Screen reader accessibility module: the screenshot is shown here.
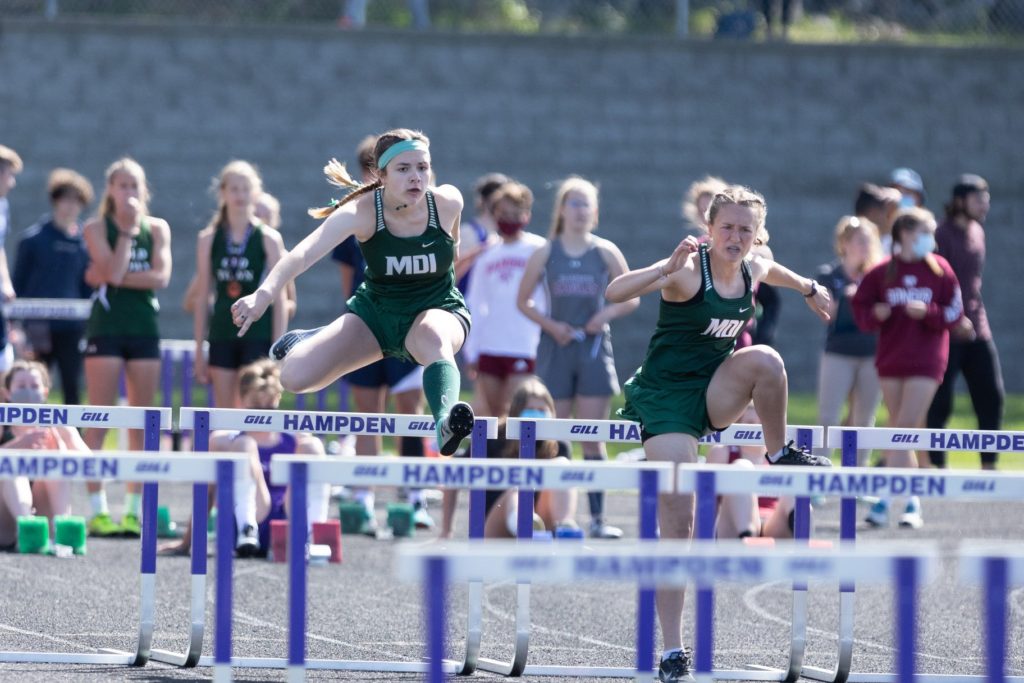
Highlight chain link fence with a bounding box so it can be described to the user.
[5,0,1023,43]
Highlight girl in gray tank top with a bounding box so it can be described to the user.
[516,177,639,539]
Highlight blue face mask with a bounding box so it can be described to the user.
[899,193,917,208]
[912,232,936,258]
[520,408,550,419]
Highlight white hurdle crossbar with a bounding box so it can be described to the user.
[179,407,497,678]
[0,442,246,681]
[399,540,938,683]
[1,297,92,321]
[271,453,672,683]
[798,426,1024,683]
[495,418,823,681]
[0,404,169,666]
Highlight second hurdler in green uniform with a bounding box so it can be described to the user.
[606,185,832,683]
[231,129,474,455]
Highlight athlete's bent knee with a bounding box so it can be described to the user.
[278,358,308,394]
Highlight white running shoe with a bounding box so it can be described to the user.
[898,498,923,529]
[865,500,890,528]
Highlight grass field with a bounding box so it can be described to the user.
[63,389,1024,471]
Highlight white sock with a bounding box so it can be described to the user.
[306,482,329,531]
[124,492,141,516]
[90,491,110,516]
[662,647,682,661]
[234,474,258,534]
[767,448,784,463]
[406,488,425,506]
[354,488,374,515]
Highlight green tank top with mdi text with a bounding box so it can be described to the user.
[208,223,271,342]
[353,189,463,314]
[86,217,160,339]
[630,244,755,388]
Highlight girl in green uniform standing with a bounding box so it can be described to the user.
[231,129,475,455]
[81,158,171,537]
[606,185,832,683]
[193,161,287,409]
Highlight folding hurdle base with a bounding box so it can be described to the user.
[0,407,169,668]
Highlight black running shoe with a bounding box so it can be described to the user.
[438,402,474,456]
[658,647,695,682]
[269,327,324,361]
[769,440,833,467]
[235,524,260,558]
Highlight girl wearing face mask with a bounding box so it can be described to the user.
[517,176,638,540]
[462,182,547,417]
[482,377,578,538]
[853,208,964,530]
[0,361,88,549]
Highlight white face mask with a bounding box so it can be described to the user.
[911,232,936,258]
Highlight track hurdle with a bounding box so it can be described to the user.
[398,540,938,683]
[0,448,245,680]
[176,407,497,675]
[0,403,170,666]
[799,426,1024,683]
[270,454,672,682]
[490,418,822,680]
[959,543,1024,683]
[681,458,1024,683]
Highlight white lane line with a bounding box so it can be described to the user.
[0,622,109,651]
[480,581,635,654]
[232,609,415,660]
[742,581,984,664]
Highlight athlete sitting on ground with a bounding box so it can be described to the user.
[160,359,329,558]
[0,360,87,549]
[705,403,796,540]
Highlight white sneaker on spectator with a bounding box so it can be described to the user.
[590,519,623,539]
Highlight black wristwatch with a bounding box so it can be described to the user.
[804,281,819,298]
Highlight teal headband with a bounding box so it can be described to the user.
[376,139,429,170]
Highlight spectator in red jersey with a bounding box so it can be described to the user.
[926,175,1003,470]
[853,208,964,530]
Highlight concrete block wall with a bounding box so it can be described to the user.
[2,18,1022,391]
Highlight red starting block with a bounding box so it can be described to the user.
[271,520,288,563]
[270,519,343,564]
[312,520,343,564]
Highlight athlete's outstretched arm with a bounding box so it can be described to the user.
[232,204,361,336]
[750,253,831,322]
[605,236,698,303]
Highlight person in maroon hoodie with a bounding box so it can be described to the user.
[853,207,964,530]
[926,175,1002,470]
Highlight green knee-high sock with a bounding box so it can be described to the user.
[423,360,461,442]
